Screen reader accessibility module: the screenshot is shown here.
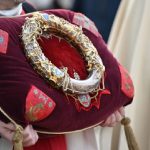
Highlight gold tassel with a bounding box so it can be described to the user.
[0,107,24,150]
[12,125,24,150]
[121,117,140,150]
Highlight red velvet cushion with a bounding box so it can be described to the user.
[0,10,134,136]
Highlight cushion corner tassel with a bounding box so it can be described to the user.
[0,107,24,150]
[121,117,140,150]
[12,125,24,150]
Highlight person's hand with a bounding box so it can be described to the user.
[22,125,39,147]
[100,107,125,127]
[0,121,39,147]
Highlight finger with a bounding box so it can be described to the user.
[108,111,123,127]
[23,137,35,147]
[0,121,15,142]
[101,115,112,127]
[0,121,15,131]
[4,123,16,131]
[23,125,38,147]
[23,125,38,140]
[32,129,39,142]
[23,125,32,138]
[23,130,38,147]
[0,129,14,142]
[29,126,38,143]
[108,114,116,127]
[114,111,122,122]
[0,120,7,127]
[118,107,125,117]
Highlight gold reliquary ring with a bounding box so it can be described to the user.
[22,12,105,94]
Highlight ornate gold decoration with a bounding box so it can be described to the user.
[22,12,105,96]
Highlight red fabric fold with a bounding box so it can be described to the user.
[24,135,67,150]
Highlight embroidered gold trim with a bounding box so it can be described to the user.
[0,107,103,135]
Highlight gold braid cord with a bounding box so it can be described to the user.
[12,126,23,150]
[22,12,105,96]
[0,107,23,150]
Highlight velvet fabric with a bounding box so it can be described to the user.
[0,9,133,135]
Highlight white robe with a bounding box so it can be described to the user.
[66,129,98,150]
[108,0,150,149]
[66,127,113,150]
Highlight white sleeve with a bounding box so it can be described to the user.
[0,137,13,150]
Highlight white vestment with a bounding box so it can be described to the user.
[108,0,150,149]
